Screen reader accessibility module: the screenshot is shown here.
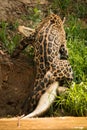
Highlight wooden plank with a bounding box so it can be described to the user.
[0,117,87,130]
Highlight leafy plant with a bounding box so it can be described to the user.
[22,7,42,27]
[29,8,41,22]
[8,34,22,54]
[0,21,21,54]
[0,22,9,48]
[65,15,87,83]
[55,82,87,116]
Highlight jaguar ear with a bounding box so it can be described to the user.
[62,17,66,24]
[18,26,35,37]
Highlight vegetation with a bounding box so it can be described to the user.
[0,21,21,54]
[55,82,87,116]
[65,15,87,83]
[0,0,87,116]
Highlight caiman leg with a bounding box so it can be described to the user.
[18,26,35,37]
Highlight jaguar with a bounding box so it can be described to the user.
[11,13,73,118]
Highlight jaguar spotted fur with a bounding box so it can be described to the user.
[11,14,73,118]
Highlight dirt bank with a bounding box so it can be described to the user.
[0,52,35,117]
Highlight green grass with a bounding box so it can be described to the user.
[65,15,87,83]
[55,82,87,116]
[50,0,87,18]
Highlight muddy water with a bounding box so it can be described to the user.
[0,117,87,130]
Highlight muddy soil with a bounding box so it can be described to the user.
[0,52,35,117]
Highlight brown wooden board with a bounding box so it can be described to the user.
[0,117,87,130]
